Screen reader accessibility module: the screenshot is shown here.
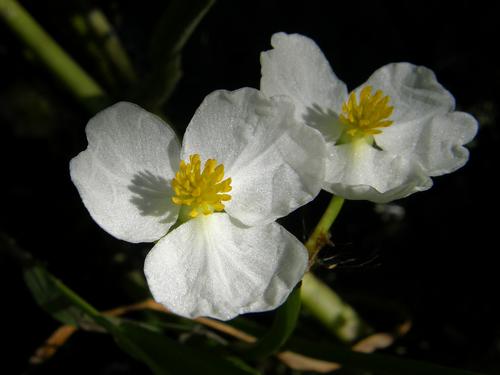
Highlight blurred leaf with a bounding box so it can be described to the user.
[23,259,258,374]
[286,336,484,375]
[224,308,481,375]
[244,285,301,359]
[149,0,215,58]
[17,236,480,375]
[23,263,100,327]
[108,317,260,375]
[229,316,267,338]
[142,309,198,333]
[136,0,215,108]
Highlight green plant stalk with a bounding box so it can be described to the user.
[86,8,137,84]
[301,272,367,342]
[301,195,369,342]
[70,13,118,89]
[0,0,109,113]
[305,195,344,261]
[244,285,302,359]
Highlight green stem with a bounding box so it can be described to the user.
[86,8,137,84]
[305,195,344,263]
[244,285,302,359]
[70,13,118,89]
[301,272,368,342]
[301,195,369,342]
[0,0,109,113]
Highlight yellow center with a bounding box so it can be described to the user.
[339,86,394,140]
[171,154,232,218]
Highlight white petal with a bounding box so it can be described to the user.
[363,63,477,176]
[182,88,325,226]
[363,63,455,124]
[378,111,477,176]
[144,213,308,320]
[323,141,432,203]
[260,32,347,141]
[70,102,180,243]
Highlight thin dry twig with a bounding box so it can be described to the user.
[30,325,78,365]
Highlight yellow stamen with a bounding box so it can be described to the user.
[339,86,394,139]
[171,154,232,218]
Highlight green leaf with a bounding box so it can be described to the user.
[23,263,100,327]
[136,0,216,108]
[286,336,485,375]
[244,285,302,359]
[226,307,483,375]
[149,0,215,59]
[107,317,260,375]
[20,248,480,375]
[22,259,258,374]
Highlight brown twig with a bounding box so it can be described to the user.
[30,325,78,365]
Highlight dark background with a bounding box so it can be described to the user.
[1,0,498,373]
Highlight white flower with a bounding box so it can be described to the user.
[70,88,326,320]
[261,32,478,203]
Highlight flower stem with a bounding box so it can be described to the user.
[301,194,369,342]
[0,0,110,113]
[305,195,344,264]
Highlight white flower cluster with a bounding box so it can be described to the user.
[70,33,477,320]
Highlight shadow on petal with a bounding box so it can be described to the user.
[303,104,342,143]
[128,170,178,224]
